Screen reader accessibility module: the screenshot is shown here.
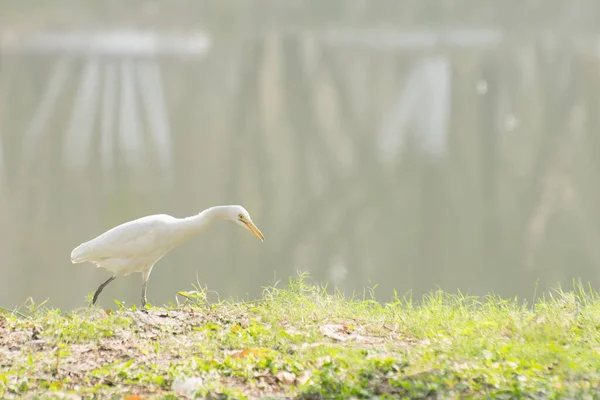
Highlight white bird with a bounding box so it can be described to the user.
[71,205,264,308]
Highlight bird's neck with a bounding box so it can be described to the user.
[178,206,230,236]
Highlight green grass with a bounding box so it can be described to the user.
[1,274,600,399]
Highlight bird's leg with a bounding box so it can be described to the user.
[140,267,153,311]
[140,281,148,310]
[90,276,116,307]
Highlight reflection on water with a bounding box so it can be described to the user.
[1,10,600,309]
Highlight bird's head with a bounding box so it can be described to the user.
[225,205,265,242]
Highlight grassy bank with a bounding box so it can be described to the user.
[1,276,600,399]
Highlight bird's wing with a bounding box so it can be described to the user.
[71,215,173,262]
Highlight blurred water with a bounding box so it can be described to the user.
[1,1,600,309]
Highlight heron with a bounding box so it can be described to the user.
[70,205,264,308]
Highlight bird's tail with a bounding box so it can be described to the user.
[70,244,87,264]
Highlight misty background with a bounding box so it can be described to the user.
[1,0,600,309]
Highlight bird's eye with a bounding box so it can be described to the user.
[238,214,244,220]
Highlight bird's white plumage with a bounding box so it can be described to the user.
[71,214,177,262]
[71,214,182,276]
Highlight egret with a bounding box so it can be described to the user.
[70,205,264,308]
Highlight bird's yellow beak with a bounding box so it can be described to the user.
[243,220,265,242]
